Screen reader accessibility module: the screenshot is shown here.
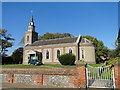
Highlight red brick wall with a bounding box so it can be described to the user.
[6,74,14,83]
[2,66,119,88]
[1,67,86,88]
[34,74,43,85]
[114,66,120,88]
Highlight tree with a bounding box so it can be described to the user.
[39,32,74,40]
[115,29,120,57]
[0,29,14,56]
[11,47,23,64]
[82,35,109,63]
[109,29,120,58]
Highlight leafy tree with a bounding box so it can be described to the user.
[115,29,120,57]
[109,30,120,58]
[39,32,74,40]
[82,35,109,63]
[11,47,23,64]
[107,30,120,66]
[0,29,14,56]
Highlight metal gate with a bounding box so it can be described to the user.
[86,64,115,88]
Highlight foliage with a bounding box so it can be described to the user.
[107,57,120,66]
[0,29,14,56]
[88,64,102,67]
[109,30,120,58]
[11,47,23,64]
[114,43,120,57]
[39,32,74,40]
[58,53,75,65]
[107,30,120,66]
[82,35,109,63]
[2,56,13,65]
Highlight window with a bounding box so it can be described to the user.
[69,48,72,54]
[82,49,85,59]
[57,50,60,58]
[46,50,49,59]
[27,35,29,42]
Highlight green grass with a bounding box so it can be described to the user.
[1,64,76,69]
[45,64,76,68]
[1,64,103,69]
[1,64,49,68]
[88,64,103,67]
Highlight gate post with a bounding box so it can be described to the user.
[114,66,120,89]
[85,64,88,88]
[76,65,86,88]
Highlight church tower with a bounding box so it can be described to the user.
[24,16,38,46]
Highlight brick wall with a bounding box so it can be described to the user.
[1,67,86,88]
[114,66,120,88]
[1,66,119,88]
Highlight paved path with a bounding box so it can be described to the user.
[88,79,113,88]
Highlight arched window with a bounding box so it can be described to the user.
[27,35,29,42]
[57,50,60,58]
[69,48,72,54]
[82,49,85,59]
[46,50,49,59]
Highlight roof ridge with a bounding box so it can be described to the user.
[37,37,77,42]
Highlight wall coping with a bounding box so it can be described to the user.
[1,68,77,75]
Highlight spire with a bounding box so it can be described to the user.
[30,16,34,22]
[29,15,34,26]
[28,15,35,31]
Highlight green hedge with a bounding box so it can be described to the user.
[58,53,75,65]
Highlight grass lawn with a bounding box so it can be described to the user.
[1,64,76,69]
[1,63,103,69]
[88,64,103,67]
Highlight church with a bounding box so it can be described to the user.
[23,16,96,64]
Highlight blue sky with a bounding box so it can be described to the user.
[2,2,118,55]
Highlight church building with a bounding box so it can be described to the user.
[23,16,96,64]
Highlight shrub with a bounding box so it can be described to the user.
[58,53,75,65]
[2,56,13,65]
[107,57,120,66]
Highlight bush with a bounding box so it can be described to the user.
[107,57,120,66]
[2,56,13,65]
[58,53,75,65]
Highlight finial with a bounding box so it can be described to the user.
[30,10,34,22]
[30,10,33,15]
[30,16,33,22]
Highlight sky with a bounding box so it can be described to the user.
[2,2,118,56]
